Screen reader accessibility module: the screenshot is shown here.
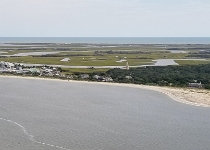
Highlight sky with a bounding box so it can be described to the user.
[0,0,210,37]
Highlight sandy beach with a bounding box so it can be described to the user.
[1,75,210,108]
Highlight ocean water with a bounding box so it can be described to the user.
[1,77,210,150]
[0,37,210,44]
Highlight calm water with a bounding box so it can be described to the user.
[1,77,210,150]
[0,37,210,44]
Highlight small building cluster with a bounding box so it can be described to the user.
[0,61,30,74]
[0,61,63,77]
[79,74,113,82]
[40,66,63,77]
[125,75,132,79]
[0,61,113,82]
[93,75,113,82]
[0,61,15,71]
[188,82,202,88]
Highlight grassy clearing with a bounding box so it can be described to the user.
[70,46,163,51]
[0,54,153,66]
[62,68,109,74]
[59,51,94,55]
[0,46,204,67]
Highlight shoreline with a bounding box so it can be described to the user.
[1,75,210,108]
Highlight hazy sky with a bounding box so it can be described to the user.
[1,0,210,37]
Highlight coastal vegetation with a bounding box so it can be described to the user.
[0,43,200,66]
[1,43,210,89]
[1,61,210,89]
[91,64,210,89]
[1,49,207,66]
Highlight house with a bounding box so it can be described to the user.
[125,76,132,79]
[103,77,113,82]
[66,75,74,79]
[80,74,89,79]
[93,75,100,79]
[15,70,23,74]
[188,82,202,88]
[29,68,40,74]
[0,61,14,69]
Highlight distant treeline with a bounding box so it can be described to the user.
[54,48,72,51]
[186,50,210,58]
[199,50,210,54]
[167,48,210,50]
[189,50,210,54]
[17,48,46,51]
[186,54,210,58]
[14,48,73,51]
[130,57,152,59]
[94,50,152,54]
[32,54,90,57]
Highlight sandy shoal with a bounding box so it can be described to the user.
[1,75,210,108]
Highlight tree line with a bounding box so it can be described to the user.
[89,64,210,89]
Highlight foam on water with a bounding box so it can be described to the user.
[0,118,71,150]
[1,76,210,150]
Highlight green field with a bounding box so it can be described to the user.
[1,43,210,73]
[0,51,188,66]
[0,55,153,66]
[62,68,110,74]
